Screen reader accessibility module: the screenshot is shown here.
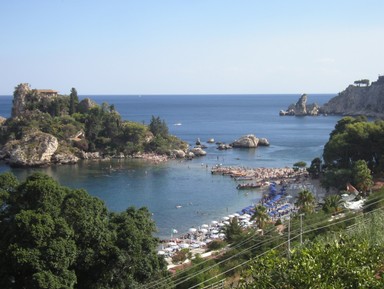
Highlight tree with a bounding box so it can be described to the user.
[353,160,373,196]
[0,172,168,288]
[149,115,169,138]
[322,194,343,214]
[250,204,270,234]
[307,157,322,178]
[295,189,316,214]
[293,161,306,171]
[69,88,79,115]
[224,217,244,243]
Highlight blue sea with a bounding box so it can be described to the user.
[0,94,340,238]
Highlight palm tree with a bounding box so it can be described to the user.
[322,194,343,214]
[250,204,270,234]
[295,189,316,214]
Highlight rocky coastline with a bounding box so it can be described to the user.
[280,75,384,117]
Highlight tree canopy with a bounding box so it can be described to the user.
[0,172,167,288]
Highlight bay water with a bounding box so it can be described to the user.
[0,94,340,238]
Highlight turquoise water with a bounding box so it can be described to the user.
[0,94,340,238]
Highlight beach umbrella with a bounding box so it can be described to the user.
[211,234,219,239]
[228,214,235,219]
[171,245,180,250]
[219,233,226,238]
[179,243,189,249]
[191,243,200,248]
[211,220,218,225]
[223,221,230,225]
[233,213,240,217]
[199,242,207,247]
[211,229,219,234]
[201,224,209,228]
[168,242,177,246]
[164,247,173,252]
[158,250,166,255]
[205,239,212,243]
[217,222,225,227]
[200,228,208,234]
[189,228,197,233]
[239,215,248,220]
[222,216,230,221]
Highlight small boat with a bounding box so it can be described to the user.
[234,176,254,181]
[175,205,182,209]
[173,123,182,126]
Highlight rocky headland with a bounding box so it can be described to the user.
[321,75,384,117]
[280,75,384,118]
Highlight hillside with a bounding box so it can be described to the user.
[321,76,384,117]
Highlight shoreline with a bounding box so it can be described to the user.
[158,165,326,267]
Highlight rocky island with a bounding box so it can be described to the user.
[0,83,190,167]
[279,94,320,116]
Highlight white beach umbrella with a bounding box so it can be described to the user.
[158,250,166,255]
[233,213,240,217]
[205,239,212,243]
[211,229,219,234]
[239,215,248,220]
[171,245,180,250]
[179,243,189,249]
[211,220,218,225]
[217,222,225,227]
[219,233,226,238]
[199,242,207,247]
[200,228,208,234]
[228,214,235,219]
[164,247,173,252]
[223,221,230,225]
[168,241,177,246]
[189,228,197,233]
[201,224,209,228]
[211,234,219,239]
[222,216,230,221]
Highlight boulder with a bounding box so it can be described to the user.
[77,98,98,113]
[190,147,207,156]
[258,138,270,146]
[217,143,232,150]
[80,151,101,160]
[3,130,58,167]
[171,149,186,159]
[52,153,79,164]
[231,135,259,148]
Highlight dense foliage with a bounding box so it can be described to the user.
[0,172,168,288]
[0,84,187,156]
[321,116,382,191]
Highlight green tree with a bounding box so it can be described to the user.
[295,189,316,214]
[224,217,244,243]
[307,157,322,178]
[149,115,169,138]
[250,204,270,234]
[69,88,79,115]
[353,160,373,196]
[322,194,343,214]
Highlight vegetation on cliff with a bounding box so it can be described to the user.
[0,83,188,165]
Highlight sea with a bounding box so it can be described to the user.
[0,94,340,238]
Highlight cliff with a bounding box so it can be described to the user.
[321,76,384,117]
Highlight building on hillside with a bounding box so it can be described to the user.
[36,89,59,97]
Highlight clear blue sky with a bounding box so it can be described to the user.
[1,0,383,95]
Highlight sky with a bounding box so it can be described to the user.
[1,0,384,95]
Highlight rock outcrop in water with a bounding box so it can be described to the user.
[279,94,320,116]
[321,75,384,117]
[231,134,270,148]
